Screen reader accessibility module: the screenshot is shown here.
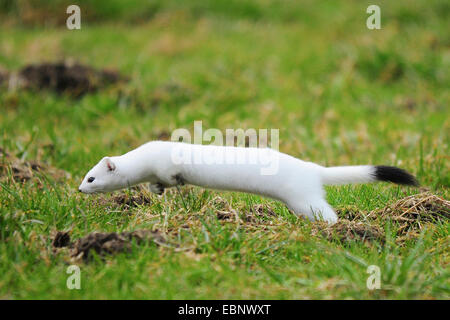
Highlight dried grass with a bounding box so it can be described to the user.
[52,229,167,262]
[373,192,449,240]
[314,192,449,245]
[312,220,385,244]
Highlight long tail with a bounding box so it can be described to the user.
[321,165,418,186]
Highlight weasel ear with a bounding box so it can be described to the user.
[104,157,116,172]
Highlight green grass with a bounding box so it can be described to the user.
[0,0,449,299]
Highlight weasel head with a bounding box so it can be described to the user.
[78,157,127,194]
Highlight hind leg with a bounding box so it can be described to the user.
[287,197,338,224]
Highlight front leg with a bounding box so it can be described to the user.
[158,171,186,186]
[149,182,165,195]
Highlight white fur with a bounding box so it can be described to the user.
[79,141,380,224]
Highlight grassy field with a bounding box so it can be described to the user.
[0,0,449,299]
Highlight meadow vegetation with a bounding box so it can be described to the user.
[0,0,448,299]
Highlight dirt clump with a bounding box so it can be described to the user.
[156,130,171,141]
[4,61,127,97]
[0,148,69,183]
[335,205,367,221]
[375,192,449,236]
[103,192,152,209]
[52,231,71,248]
[315,192,449,244]
[52,229,166,262]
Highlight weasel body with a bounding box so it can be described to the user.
[79,141,417,223]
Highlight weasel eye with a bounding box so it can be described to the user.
[87,177,95,183]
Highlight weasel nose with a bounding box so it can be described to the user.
[78,188,82,193]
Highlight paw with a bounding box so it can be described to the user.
[172,173,185,186]
[149,183,165,195]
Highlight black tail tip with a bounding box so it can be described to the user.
[374,166,419,186]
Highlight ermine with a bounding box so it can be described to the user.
[79,141,418,224]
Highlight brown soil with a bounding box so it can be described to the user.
[313,192,449,244]
[312,220,385,244]
[156,130,171,141]
[0,148,69,183]
[4,61,127,97]
[52,229,166,262]
[375,192,449,236]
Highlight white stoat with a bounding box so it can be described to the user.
[78,141,418,224]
